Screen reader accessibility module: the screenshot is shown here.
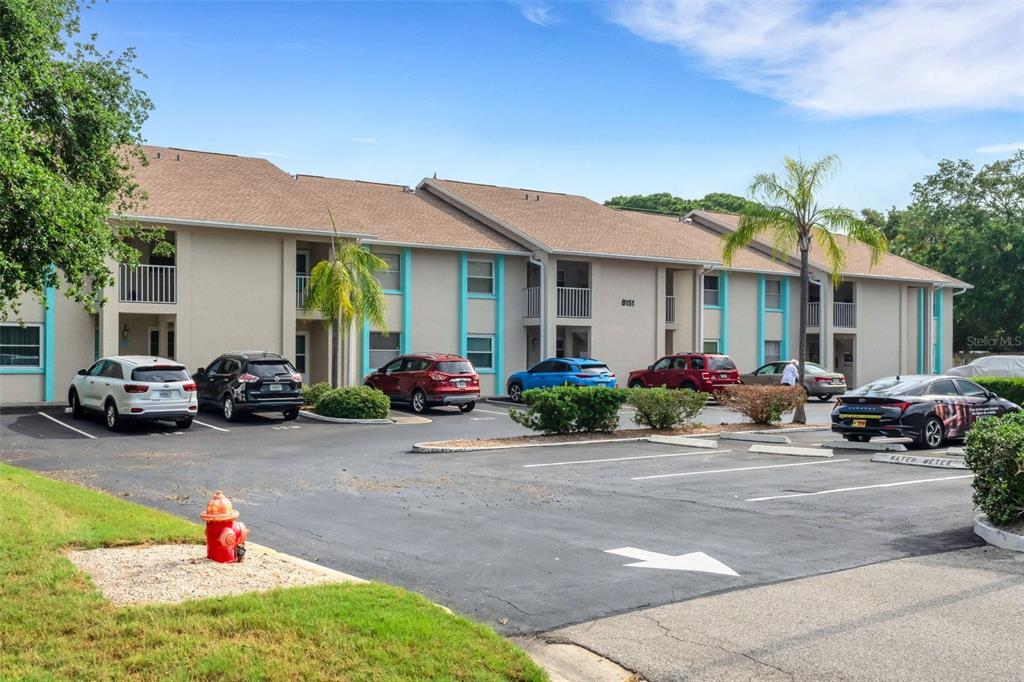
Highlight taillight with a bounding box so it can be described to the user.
[428,372,446,381]
[815,377,830,383]
[576,374,590,379]
[701,372,712,380]
[889,401,913,413]
[291,373,302,383]
[182,382,197,392]
[123,384,149,393]
[237,373,258,383]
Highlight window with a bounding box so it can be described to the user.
[466,335,494,370]
[100,360,124,380]
[690,356,706,370]
[703,276,720,306]
[222,359,240,375]
[436,360,473,374]
[468,260,494,295]
[0,324,41,367]
[708,356,736,371]
[249,361,295,379]
[132,365,189,382]
[652,357,672,371]
[381,357,404,373]
[530,360,557,373]
[205,359,225,375]
[671,357,688,370]
[955,379,988,398]
[402,358,431,372]
[765,279,782,309]
[577,363,611,375]
[294,334,307,374]
[374,252,401,291]
[369,332,401,370]
[87,360,106,377]
[703,339,720,354]
[764,340,782,363]
[928,379,959,396]
[756,364,779,376]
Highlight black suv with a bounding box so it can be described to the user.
[195,351,303,421]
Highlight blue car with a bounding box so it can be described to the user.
[506,357,617,402]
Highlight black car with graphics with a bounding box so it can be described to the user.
[831,375,1020,449]
[195,351,303,421]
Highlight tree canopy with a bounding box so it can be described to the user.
[1,0,158,316]
[604,191,758,216]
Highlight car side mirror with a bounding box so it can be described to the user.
[648,365,654,371]
[986,391,996,401]
[77,368,87,376]
[194,368,205,377]
[379,367,389,375]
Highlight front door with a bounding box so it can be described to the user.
[295,332,309,384]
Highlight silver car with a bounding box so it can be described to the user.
[740,361,847,401]
[946,355,1024,378]
[69,356,198,430]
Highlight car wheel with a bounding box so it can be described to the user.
[681,381,698,391]
[628,380,645,389]
[410,389,428,414]
[104,401,121,432]
[175,417,193,429]
[508,382,523,403]
[459,402,476,413]
[222,395,238,422]
[70,390,84,418]
[283,407,299,421]
[919,416,945,449]
[817,395,832,402]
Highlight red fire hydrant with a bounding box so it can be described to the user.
[200,490,248,563]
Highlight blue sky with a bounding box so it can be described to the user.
[83,1,1023,210]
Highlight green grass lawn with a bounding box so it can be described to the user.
[0,463,546,681]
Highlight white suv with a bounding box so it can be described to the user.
[69,356,198,431]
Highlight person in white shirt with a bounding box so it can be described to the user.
[780,359,799,386]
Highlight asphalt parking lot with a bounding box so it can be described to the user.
[0,400,977,636]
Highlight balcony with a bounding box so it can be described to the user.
[666,295,676,323]
[557,286,591,318]
[807,301,820,327]
[833,301,856,328]
[523,286,540,318]
[296,274,310,309]
[118,264,176,304]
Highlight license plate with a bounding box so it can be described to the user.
[720,373,729,379]
[268,384,283,392]
[853,419,867,428]
[158,390,174,400]
[453,379,467,388]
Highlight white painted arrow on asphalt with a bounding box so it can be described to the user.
[605,547,739,576]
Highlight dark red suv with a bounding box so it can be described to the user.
[364,353,480,413]
[627,353,740,393]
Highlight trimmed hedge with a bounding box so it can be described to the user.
[509,386,628,435]
[314,386,391,420]
[302,382,332,407]
[718,384,806,425]
[628,387,708,429]
[964,411,1024,525]
[973,377,1024,408]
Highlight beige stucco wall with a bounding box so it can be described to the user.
[724,272,759,371]
[589,258,659,381]
[408,249,459,355]
[854,278,903,384]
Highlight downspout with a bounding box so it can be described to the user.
[933,282,946,373]
[530,252,546,357]
[699,264,714,352]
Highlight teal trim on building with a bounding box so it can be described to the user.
[757,275,766,366]
[719,271,729,353]
[780,277,791,361]
[44,285,55,401]
[401,248,412,354]
[494,255,505,391]
[459,252,468,358]
[917,288,925,373]
[934,289,944,373]
[0,367,45,375]
[360,320,370,378]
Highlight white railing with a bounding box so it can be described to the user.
[834,301,856,328]
[807,301,820,327]
[557,286,591,318]
[296,275,310,309]
[523,286,540,318]
[666,295,676,323]
[119,264,176,304]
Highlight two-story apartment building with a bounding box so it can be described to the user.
[0,146,967,405]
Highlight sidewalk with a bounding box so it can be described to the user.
[550,546,1024,681]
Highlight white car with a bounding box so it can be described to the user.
[946,355,1024,378]
[69,356,198,431]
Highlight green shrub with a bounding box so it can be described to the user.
[314,386,391,420]
[973,377,1024,407]
[509,386,628,435]
[302,382,332,407]
[718,385,806,425]
[628,387,708,429]
[964,411,1024,525]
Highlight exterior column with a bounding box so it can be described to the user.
[281,237,297,364]
[821,277,832,371]
[174,229,192,370]
[158,316,172,358]
[924,288,935,373]
[692,269,704,352]
[99,256,121,359]
[543,254,558,359]
[719,270,729,354]
[655,266,667,358]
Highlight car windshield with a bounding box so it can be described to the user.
[131,365,189,382]
[249,361,294,378]
[847,377,926,396]
[803,363,829,374]
[708,356,736,371]
[577,364,611,375]
[435,361,473,374]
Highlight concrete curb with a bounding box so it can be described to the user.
[973,514,1024,552]
[720,432,792,444]
[823,439,909,452]
[298,410,394,425]
[870,453,969,469]
[412,437,652,453]
[750,444,833,458]
[648,435,718,448]
[246,543,367,583]
[512,637,639,682]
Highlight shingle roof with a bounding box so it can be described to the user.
[690,210,970,287]
[425,179,797,273]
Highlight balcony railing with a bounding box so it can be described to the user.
[833,301,856,328]
[807,301,820,327]
[523,286,540,318]
[296,274,310,309]
[557,286,591,318]
[666,295,676,323]
[119,264,176,304]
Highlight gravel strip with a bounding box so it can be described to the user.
[66,544,356,607]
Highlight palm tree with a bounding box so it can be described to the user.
[722,155,888,423]
[306,211,388,388]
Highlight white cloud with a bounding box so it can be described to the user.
[349,137,377,144]
[610,0,1024,117]
[512,1,557,27]
[977,142,1024,154]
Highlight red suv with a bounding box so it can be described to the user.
[628,353,740,393]
[364,353,480,413]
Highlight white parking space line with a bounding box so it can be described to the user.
[37,412,97,439]
[632,458,850,481]
[473,408,511,416]
[746,474,974,502]
[525,450,730,468]
[193,419,230,432]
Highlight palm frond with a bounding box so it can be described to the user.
[811,226,847,288]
